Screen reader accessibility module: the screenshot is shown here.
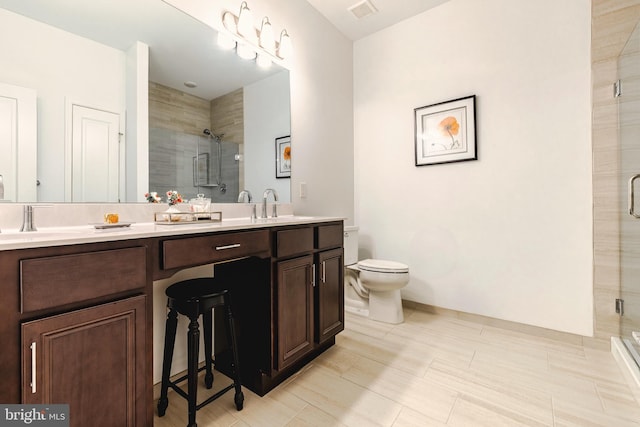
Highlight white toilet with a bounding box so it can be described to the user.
[343,226,410,324]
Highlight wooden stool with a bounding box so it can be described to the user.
[157,278,244,427]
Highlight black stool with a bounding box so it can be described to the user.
[157,278,244,427]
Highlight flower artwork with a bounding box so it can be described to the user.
[438,116,460,149]
[414,95,476,166]
[145,192,162,203]
[276,136,291,178]
[166,190,183,206]
[283,145,291,169]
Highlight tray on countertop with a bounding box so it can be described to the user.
[154,211,222,225]
[91,222,134,229]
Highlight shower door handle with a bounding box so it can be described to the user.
[629,174,640,218]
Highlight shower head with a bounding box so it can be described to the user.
[203,129,211,136]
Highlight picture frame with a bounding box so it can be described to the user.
[193,153,209,186]
[414,95,477,166]
[275,135,291,178]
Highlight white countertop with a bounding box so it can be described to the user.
[0,215,344,251]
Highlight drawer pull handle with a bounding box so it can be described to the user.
[30,342,36,394]
[215,243,241,251]
[312,264,316,287]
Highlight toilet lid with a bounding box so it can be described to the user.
[357,259,409,273]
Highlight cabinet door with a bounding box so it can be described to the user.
[22,295,146,427]
[276,255,314,370]
[316,248,345,344]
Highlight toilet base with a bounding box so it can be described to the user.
[369,289,404,324]
[345,290,369,317]
[344,268,405,324]
[345,304,369,317]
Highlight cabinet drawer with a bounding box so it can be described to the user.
[316,223,343,249]
[276,227,313,258]
[162,230,270,270]
[20,247,147,313]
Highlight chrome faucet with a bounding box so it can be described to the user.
[262,188,278,219]
[237,190,252,203]
[20,205,51,232]
[238,190,256,220]
[20,205,38,232]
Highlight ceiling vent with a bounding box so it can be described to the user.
[348,0,378,19]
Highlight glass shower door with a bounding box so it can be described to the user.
[620,21,640,365]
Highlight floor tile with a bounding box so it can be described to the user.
[153,310,640,426]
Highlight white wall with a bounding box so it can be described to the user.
[166,0,355,221]
[244,70,291,201]
[354,0,593,335]
[0,9,126,202]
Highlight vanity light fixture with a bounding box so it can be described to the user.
[236,1,255,41]
[219,1,292,68]
[259,17,275,54]
[278,30,292,60]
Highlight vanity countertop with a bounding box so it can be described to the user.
[0,215,344,251]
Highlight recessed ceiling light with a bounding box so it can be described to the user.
[184,81,197,88]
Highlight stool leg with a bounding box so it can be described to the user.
[187,316,200,427]
[225,297,244,411]
[157,309,178,417]
[202,309,214,389]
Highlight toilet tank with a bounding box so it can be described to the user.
[343,226,359,266]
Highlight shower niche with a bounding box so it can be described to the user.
[149,127,239,203]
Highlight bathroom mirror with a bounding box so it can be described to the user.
[0,0,291,203]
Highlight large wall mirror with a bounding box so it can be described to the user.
[0,0,291,204]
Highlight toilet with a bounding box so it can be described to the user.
[343,226,410,324]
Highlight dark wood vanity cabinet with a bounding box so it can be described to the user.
[316,247,344,344]
[0,219,342,419]
[273,223,345,376]
[214,221,344,396]
[275,254,315,370]
[22,296,146,426]
[273,223,344,371]
[0,241,151,427]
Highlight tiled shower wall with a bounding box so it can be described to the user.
[210,88,245,194]
[148,82,241,203]
[592,0,640,348]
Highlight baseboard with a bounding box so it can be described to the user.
[403,299,610,350]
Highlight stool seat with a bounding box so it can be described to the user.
[157,277,244,427]
[166,278,228,317]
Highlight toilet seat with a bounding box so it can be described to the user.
[357,259,409,274]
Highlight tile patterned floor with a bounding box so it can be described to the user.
[154,308,640,426]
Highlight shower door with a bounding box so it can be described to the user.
[620,21,640,365]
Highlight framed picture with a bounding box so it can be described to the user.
[193,153,209,186]
[276,135,291,178]
[414,95,477,166]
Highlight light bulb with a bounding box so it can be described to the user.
[256,53,272,68]
[217,32,236,50]
[236,42,256,60]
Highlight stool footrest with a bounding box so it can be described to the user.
[169,362,211,387]
[196,384,235,410]
[168,382,189,401]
